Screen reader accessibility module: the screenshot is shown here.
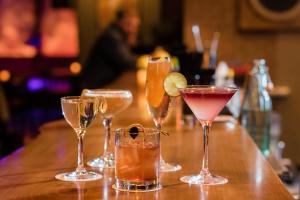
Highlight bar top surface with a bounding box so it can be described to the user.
[0,72,293,200]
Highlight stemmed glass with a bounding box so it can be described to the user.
[55,96,102,181]
[179,85,238,185]
[82,89,133,168]
[145,56,181,172]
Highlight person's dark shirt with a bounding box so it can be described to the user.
[81,23,136,89]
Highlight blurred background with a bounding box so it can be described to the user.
[0,0,299,182]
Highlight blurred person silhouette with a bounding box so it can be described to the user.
[81,8,140,88]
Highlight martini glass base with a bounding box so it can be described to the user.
[180,173,228,185]
[55,171,102,182]
[87,156,115,168]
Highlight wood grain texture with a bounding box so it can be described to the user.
[0,72,293,199]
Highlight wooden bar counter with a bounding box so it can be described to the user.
[0,73,293,199]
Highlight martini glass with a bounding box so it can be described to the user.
[55,96,102,181]
[179,85,238,185]
[83,89,133,168]
[145,56,181,172]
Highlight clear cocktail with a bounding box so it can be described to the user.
[82,89,132,168]
[55,96,102,181]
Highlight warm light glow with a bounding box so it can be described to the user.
[0,70,11,82]
[70,62,81,74]
[136,69,146,89]
[0,0,37,58]
[151,46,170,58]
[41,9,79,57]
[136,54,149,69]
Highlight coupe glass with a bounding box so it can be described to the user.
[179,85,238,185]
[145,56,181,172]
[83,89,133,168]
[55,96,102,181]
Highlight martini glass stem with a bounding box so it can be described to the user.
[76,130,87,175]
[103,118,112,158]
[201,123,211,175]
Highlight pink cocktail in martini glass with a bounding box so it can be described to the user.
[179,85,238,185]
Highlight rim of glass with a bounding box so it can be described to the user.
[178,85,238,92]
[61,96,96,102]
[148,56,170,63]
[83,89,132,95]
[115,128,160,136]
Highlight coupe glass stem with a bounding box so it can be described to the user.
[103,118,112,158]
[76,130,87,175]
[201,122,211,175]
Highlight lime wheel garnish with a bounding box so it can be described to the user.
[163,72,187,97]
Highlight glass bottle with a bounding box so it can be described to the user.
[240,59,272,156]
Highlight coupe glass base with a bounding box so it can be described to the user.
[87,156,115,168]
[180,174,228,185]
[55,171,102,182]
[160,163,182,172]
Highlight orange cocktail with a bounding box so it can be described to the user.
[145,57,171,125]
[145,57,182,172]
[114,127,160,192]
[116,143,159,182]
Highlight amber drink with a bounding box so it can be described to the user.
[114,127,160,192]
[145,56,182,172]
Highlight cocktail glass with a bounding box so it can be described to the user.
[179,85,238,185]
[83,89,133,168]
[113,127,161,192]
[145,56,181,172]
[55,96,102,181]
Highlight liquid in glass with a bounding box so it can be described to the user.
[179,86,238,185]
[82,89,133,168]
[114,128,161,192]
[55,96,102,182]
[145,57,181,172]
